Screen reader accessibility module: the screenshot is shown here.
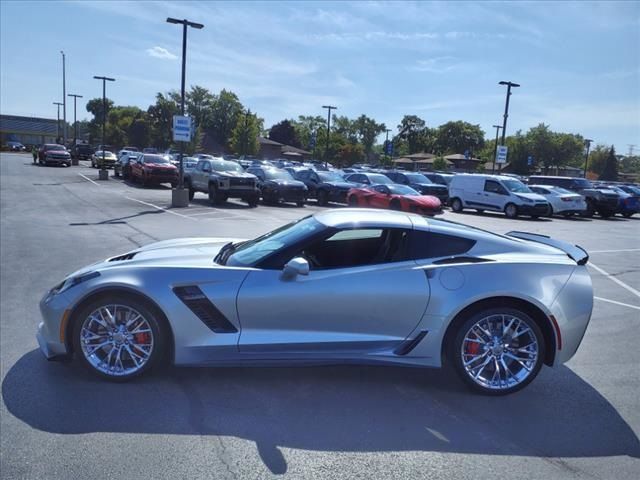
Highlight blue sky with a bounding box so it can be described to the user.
[1,1,638,152]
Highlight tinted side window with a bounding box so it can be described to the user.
[408,231,476,260]
[484,180,501,193]
[386,172,398,182]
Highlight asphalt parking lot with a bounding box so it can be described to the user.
[1,151,638,479]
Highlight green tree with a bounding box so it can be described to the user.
[292,115,327,158]
[332,116,358,144]
[186,85,216,130]
[338,143,365,167]
[526,123,556,171]
[147,92,180,149]
[600,146,618,181]
[128,116,151,148]
[208,89,243,150]
[587,144,609,175]
[268,119,300,147]
[434,121,485,155]
[552,132,585,168]
[230,110,261,156]
[86,97,114,143]
[397,115,427,154]
[354,114,386,160]
[432,156,449,171]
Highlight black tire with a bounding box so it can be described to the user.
[247,194,259,208]
[504,203,518,219]
[296,200,305,207]
[476,209,484,214]
[141,173,148,188]
[390,199,402,211]
[208,183,218,205]
[450,307,545,396]
[548,206,554,217]
[187,182,195,201]
[71,295,167,382]
[348,195,358,207]
[583,200,595,218]
[562,212,572,218]
[599,210,612,219]
[317,189,329,206]
[451,198,463,213]
[622,212,633,218]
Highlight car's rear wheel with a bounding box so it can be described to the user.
[317,189,329,206]
[623,212,634,218]
[390,199,402,211]
[476,209,484,214]
[451,307,545,395]
[296,200,305,207]
[583,200,595,217]
[599,210,612,219]
[72,297,166,381]
[348,195,358,207]
[208,183,218,204]
[186,181,195,201]
[247,194,259,207]
[451,198,463,213]
[504,203,518,219]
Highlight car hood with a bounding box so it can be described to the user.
[144,163,175,169]
[216,171,255,178]
[515,192,547,202]
[265,179,306,188]
[325,181,354,189]
[68,237,248,277]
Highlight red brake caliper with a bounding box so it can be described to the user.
[134,332,150,344]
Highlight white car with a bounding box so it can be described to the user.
[449,174,550,219]
[528,185,588,217]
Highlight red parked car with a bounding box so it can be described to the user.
[347,184,442,215]
[130,154,178,187]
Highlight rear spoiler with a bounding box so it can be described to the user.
[506,231,589,265]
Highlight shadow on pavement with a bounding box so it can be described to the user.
[3,350,639,475]
[69,210,164,226]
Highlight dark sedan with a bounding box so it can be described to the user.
[246,166,308,206]
[295,169,357,205]
[384,170,449,205]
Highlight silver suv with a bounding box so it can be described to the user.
[185,157,260,207]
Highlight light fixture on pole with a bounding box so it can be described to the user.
[166,17,204,208]
[322,105,337,168]
[93,76,115,180]
[498,81,520,146]
[491,124,502,174]
[583,138,593,178]
[53,102,63,142]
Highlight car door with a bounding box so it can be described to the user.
[236,227,430,355]
[481,180,507,210]
[369,185,391,208]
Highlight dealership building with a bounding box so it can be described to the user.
[0,114,60,147]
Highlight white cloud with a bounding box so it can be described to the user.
[146,46,177,60]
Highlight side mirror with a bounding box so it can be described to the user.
[282,257,309,279]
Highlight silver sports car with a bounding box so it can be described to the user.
[37,209,593,395]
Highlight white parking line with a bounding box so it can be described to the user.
[594,296,640,311]
[589,262,640,299]
[125,197,197,220]
[78,173,100,186]
[590,248,640,254]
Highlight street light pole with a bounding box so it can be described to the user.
[583,138,593,178]
[322,105,336,168]
[61,51,67,146]
[93,76,115,180]
[167,17,204,207]
[68,94,83,145]
[491,124,502,174]
[53,102,63,142]
[498,81,520,146]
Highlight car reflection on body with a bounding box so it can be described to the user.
[37,209,593,395]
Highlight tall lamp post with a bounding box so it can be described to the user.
[167,17,204,208]
[93,76,115,180]
[498,81,520,146]
[53,102,63,143]
[583,138,593,178]
[61,51,67,146]
[67,94,83,145]
[322,105,337,168]
[491,124,502,174]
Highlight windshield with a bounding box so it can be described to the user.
[622,186,640,195]
[405,173,432,184]
[387,185,420,195]
[318,172,344,182]
[503,179,532,193]
[571,178,592,188]
[212,160,243,172]
[225,216,325,267]
[367,174,392,184]
[46,145,66,151]
[264,169,294,180]
[143,154,170,164]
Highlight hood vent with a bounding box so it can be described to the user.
[108,252,138,262]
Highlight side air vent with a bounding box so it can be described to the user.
[432,256,493,265]
[173,285,238,333]
[109,252,138,262]
[395,330,429,355]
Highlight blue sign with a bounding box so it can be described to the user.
[385,140,393,155]
[464,149,470,160]
[309,131,317,149]
[527,155,534,166]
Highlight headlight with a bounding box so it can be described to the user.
[49,271,100,296]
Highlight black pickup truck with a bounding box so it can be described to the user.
[528,175,619,218]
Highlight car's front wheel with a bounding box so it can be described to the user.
[450,198,463,212]
[451,307,545,395]
[504,203,518,219]
[72,296,166,381]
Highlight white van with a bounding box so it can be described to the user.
[449,174,550,219]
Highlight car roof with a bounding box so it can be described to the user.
[313,208,428,230]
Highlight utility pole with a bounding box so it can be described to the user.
[583,138,593,178]
[68,94,83,145]
[628,144,636,157]
[167,17,204,207]
[491,124,502,174]
[61,51,67,145]
[93,76,115,180]
[53,102,63,142]
[385,128,392,165]
[498,81,520,146]
[322,105,337,168]
[243,109,251,157]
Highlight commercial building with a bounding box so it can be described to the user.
[0,114,60,147]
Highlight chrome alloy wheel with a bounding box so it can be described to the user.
[80,304,154,377]
[460,314,539,390]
